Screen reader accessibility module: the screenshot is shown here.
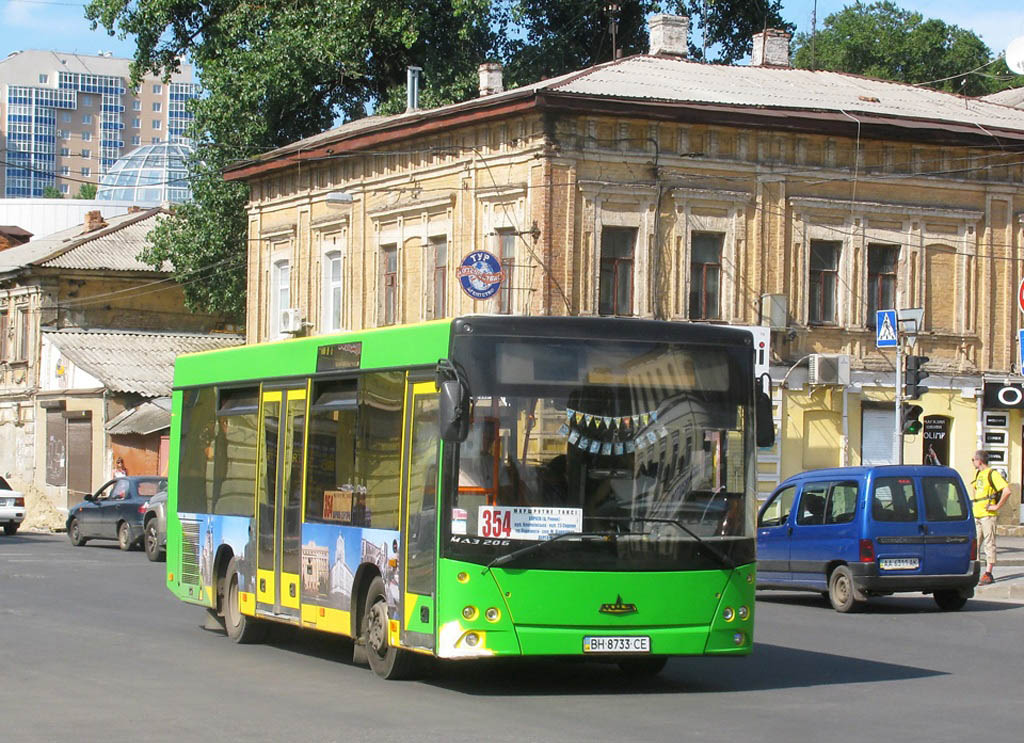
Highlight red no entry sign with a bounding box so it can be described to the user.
[1019,276,1024,315]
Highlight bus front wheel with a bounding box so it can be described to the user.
[362,576,418,680]
[223,556,266,644]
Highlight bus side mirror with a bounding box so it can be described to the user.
[756,387,775,448]
[439,379,470,443]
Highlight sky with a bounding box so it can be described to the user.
[2,0,1024,75]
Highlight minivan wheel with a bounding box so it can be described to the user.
[933,590,968,611]
[828,566,864,613]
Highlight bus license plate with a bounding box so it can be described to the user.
[880,557,919,570]
[583,636,650,653]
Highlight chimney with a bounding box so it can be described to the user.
[406,66,422,112]
[83,210,107,233]
[478,62,504,97]
[751,29,792,67]
[648,14,689,58]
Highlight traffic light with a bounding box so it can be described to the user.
[905,355,930,399]
[901,403,924,435]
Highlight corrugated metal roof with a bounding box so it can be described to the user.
[0,207,172,274]
[106,398,172,435]
[983,86,1024,109]
[45,329,244,396]
[234,55,1024,175]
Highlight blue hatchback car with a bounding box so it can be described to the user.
[757,465,979,612]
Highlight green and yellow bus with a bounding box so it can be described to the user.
[166,315,774,678]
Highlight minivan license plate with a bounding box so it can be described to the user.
[880,557,919,570]
[583,636,650,653]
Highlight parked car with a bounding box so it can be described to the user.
[142,489,167,562]
[66,476,168,550]
[757,465,979,612]
[0,475,26,535]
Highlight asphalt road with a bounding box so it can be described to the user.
[2,532,1021,743]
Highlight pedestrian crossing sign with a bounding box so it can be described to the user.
[876,310,898,348]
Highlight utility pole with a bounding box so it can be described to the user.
[605,4,621,61]
[893,341,903,464]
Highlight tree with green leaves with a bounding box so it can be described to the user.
[791,1,1017,96]
[42,186,63,199]
[683,0,792,63]
[74,183,97,199]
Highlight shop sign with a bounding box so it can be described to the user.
[457,251,504,300]
[984,382,1024,409]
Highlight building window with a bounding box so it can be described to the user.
[131,135,140,145]
[82,114,92,124]
[599,227,636,316]
[430,236,447,319]
[151,137,161,144]
[61,112,71,123]
[152,120,162,130]
[60,147,69,157]
[132,100,142,111]
[59,166,69,176]
[271,258,291,336]
[323,250,343,332]
[867,243,899,328]
[153,84,162,95]
[81,167,91,177]
[80,149,90,159]
[132,117,141,128]
[809,240,840,325]
[82,95,92,106]
[690,232,723,320]
[152,102,162,112]
[60,184,69,194]
[39,73,48,84]
[16,310,29,362]
[495,229,516,314]
[0,312,8,361]
[380,245,398,325]
[82,131,91,141]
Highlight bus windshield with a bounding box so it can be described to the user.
[445,334,755,571]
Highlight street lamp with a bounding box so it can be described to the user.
[326,191,354,207]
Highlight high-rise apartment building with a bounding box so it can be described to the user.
[0,50,198,198]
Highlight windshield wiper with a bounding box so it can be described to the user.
[639,516,735,569]
[593,516,736,570]
[482,530,619,573]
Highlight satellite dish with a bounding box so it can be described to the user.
[1007,36,1024,74]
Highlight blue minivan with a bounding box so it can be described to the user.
[757,465,979,612]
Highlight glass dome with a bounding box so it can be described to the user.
[97,142,193,205]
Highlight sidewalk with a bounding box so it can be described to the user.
[974,535,1024,603]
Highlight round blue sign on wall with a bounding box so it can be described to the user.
[457,250,504,300]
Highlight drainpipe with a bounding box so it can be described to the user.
[841,386,850,466]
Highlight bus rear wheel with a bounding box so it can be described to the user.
[223,557,266,644]
[362,576,418,680]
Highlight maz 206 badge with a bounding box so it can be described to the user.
[457,250,505,300]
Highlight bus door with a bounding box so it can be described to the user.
[399,380,439,651]
[256,385,307,619]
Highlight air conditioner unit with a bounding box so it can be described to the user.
[279,307,303,334]
[808,354,851,386]
[760,293,787,329]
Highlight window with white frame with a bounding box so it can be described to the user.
[80,149,90,159]
[322,247,344,332]
[153,84,162,95]
[82,131,91,141]
[152,102,162,112]
[82,114,92,124]
[271,256,291,337]
[152,119,162,130]
[15,309,29,361]
[81,167,91,177]
[82,95,92,107]
[132,100,142,111]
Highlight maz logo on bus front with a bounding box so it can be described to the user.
[599,595,638,615]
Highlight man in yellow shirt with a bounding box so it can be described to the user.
[970,450,1012,585]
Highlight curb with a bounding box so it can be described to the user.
[974,583,1024,603]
